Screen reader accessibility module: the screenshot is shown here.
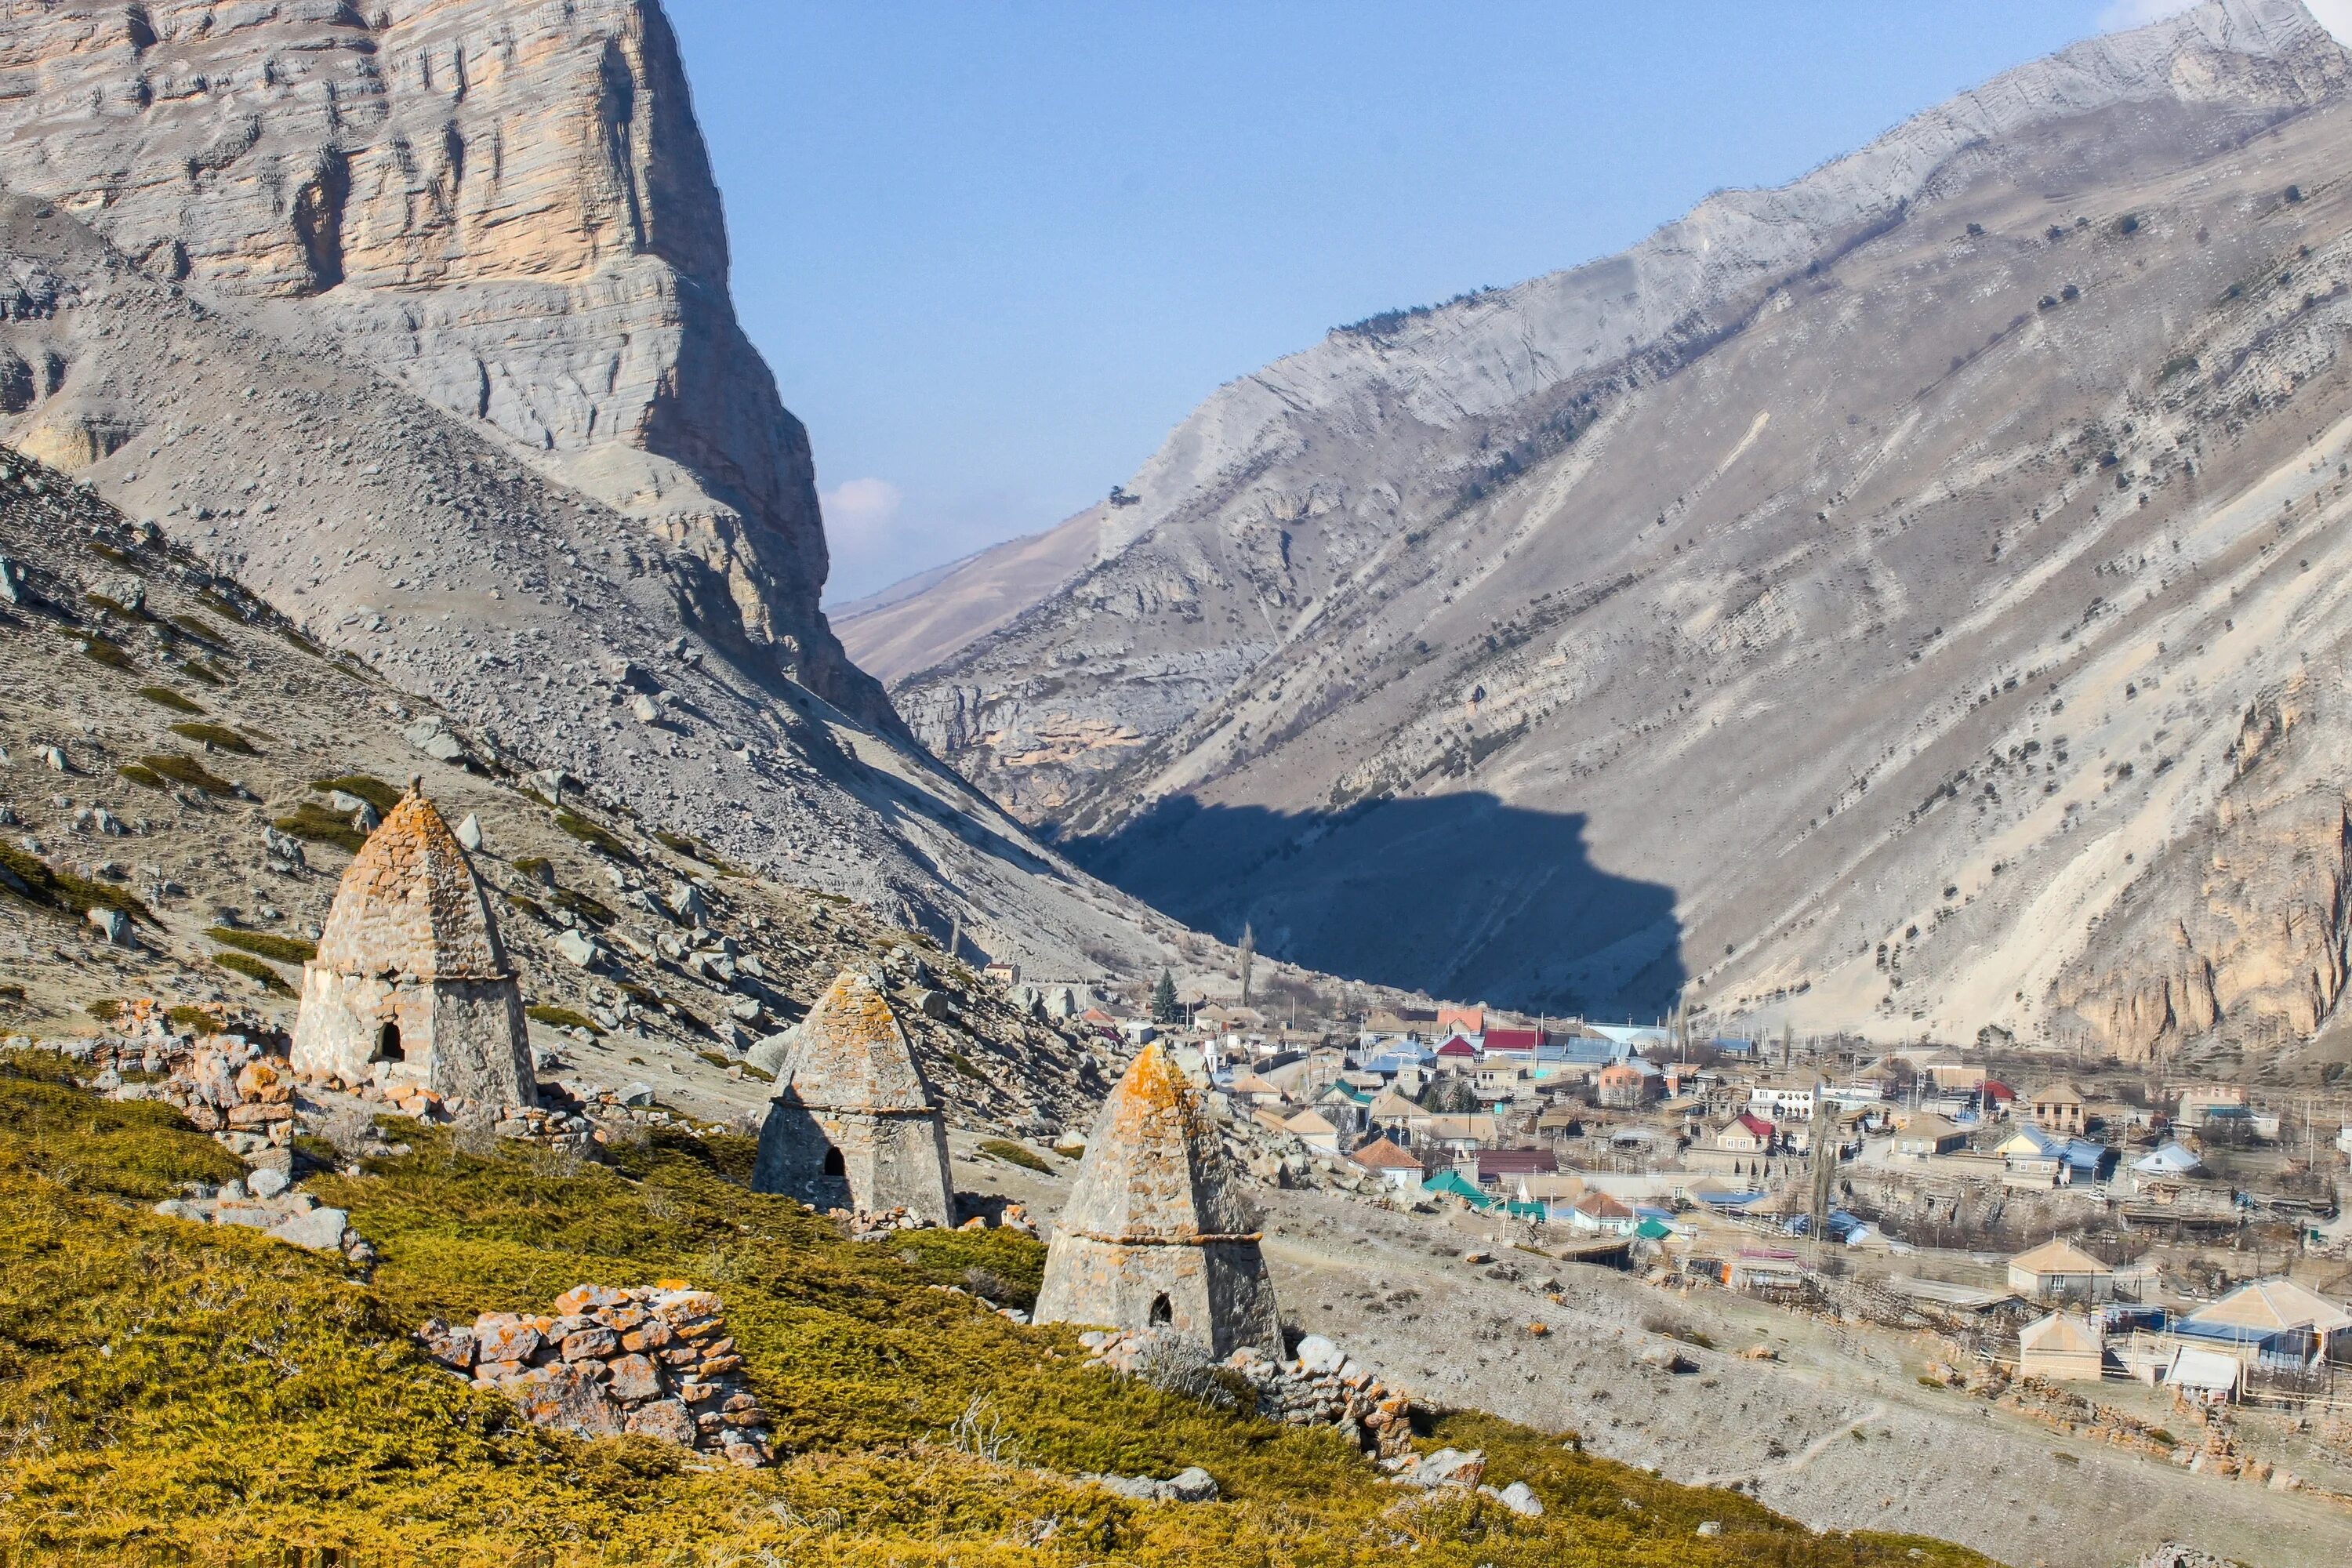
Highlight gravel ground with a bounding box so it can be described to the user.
[1252,1185,2352,1568]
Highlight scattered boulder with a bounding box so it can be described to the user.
[455,813,485,851]
[1388,1447,1486,1490]
[1083,1465,1221,1503]
[86,906,132,945]
[402,717,470,766]
[1482,1480,1543,1516]
[554,928,600,967]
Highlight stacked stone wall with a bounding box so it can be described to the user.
[419,1285,772,1468]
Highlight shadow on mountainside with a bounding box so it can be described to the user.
[1059,793,1685,1018]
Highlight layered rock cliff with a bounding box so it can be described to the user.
[854,0,2352,1064]
[0,0,886,721]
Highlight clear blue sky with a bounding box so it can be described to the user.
[657,2,2280,604]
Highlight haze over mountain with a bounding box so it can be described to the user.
[0,0,1212,985]
[853,0,2352,1069]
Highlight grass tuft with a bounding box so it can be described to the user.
[556,810,638,863]
[274,802,368,854]
[205,926,317,964]
[136,685,205,714]
[978,1138,1052,1173]
[525,1005,601,1035]
[167,720,256,754]
[138,752,237,795]
[310,775,404,813]
[213,949,295,994]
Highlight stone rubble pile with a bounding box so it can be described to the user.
[419,1284,772,1468]
[153,1176,371,1265]
[34,1006,299,1163]
[1374,1446,1542,1515]
[956,1201,1037,1237]
[1077,1327,1417,1461]
[838,1203,935,1240]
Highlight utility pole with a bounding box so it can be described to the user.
[1238,923,1256,1009]
[1809,1069,1835,1272]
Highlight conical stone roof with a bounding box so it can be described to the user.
[314,783,510,982]
[785,971,935,1112]
[1058,1042,1261,1243]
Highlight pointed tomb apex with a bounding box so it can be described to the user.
[1034,1041,1283,1357]
[751,969,955,1225]
[290,780,534,1106]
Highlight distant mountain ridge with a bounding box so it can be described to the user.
[855,0,2352,1073]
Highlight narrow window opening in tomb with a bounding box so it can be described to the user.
[822,1146,845,1177]
[376,1021,405,1062]
[1149,1293,1173,1326]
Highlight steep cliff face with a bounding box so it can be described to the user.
[854,0,2352,1058]
[0,0,885,721]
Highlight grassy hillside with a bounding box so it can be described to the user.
[0,1051,1990,1565]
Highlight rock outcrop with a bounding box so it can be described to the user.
[0,0,883,721]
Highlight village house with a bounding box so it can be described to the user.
[2025,1080,2088,1136]
[1434,1004,1486,1040]
[1413,1112,1497,1156]
[2181,1279,2352,1367]
[1367,1088,1421,1136]
[1566,1190,1639,1236]
[2177,1083,2249,1127]
[1226,1070,1288,1109]
[1596,1059,1657,1109]
[1893,1113,1969,1159]
[1748,1082,1817,1123]
[1282,1107,1343,1156]
[1483,1024,1544,1057]
[1348,1134,1425,1192]
[1715,1112,1777,1156]
[2017,1312,2106,1381]
[1475,1148,1559,1188]
[2006,1237,2114,1303]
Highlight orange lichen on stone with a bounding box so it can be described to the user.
[1033,1043,1282,1356]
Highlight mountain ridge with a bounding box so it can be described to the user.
[857,0,2352,1072]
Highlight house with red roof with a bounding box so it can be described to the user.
[1433,1036,1479,1062]
[1348,1135,1426,1192]
[1483,1025,1545,1057]
[1715,1112,1777,1156]
[1435,1004,1486,1039]
[1567,1189,1639,1236]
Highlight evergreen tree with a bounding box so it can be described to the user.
[1151,969,1181,1025]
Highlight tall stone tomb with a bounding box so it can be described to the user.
[752,971,955,1225]
[1035,1042,1283,1356]
[290,782,534,1106]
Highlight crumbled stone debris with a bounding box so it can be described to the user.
[1078,1327,1416,1461]
[419,1284,772,1468]
[956,1201,1036,1237]
[153,1179,372,1265]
